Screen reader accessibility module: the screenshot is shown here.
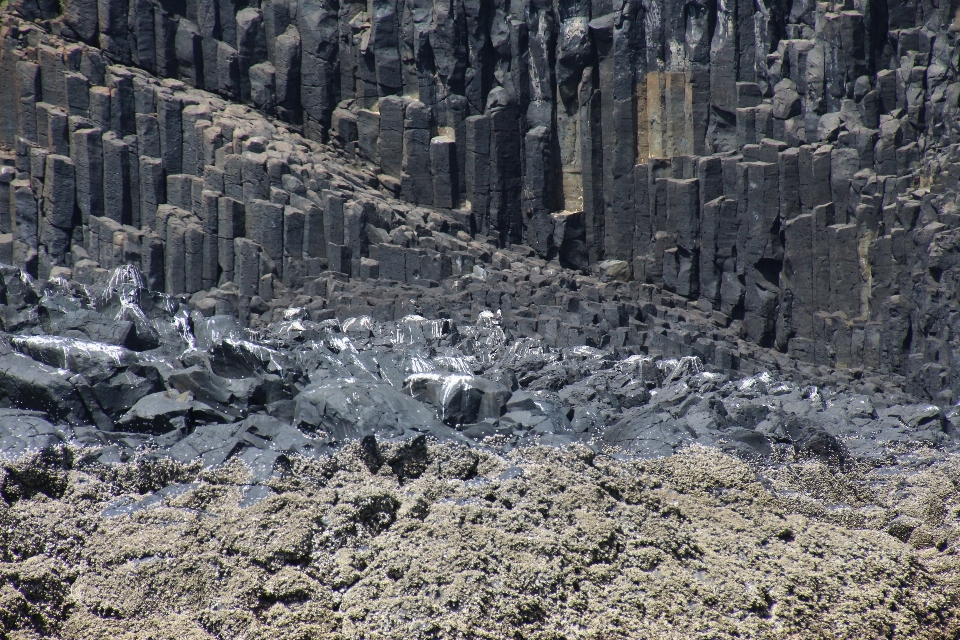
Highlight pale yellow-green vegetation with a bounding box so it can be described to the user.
[1,442,959,639]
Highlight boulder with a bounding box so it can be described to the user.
[597,259,631,282]
[10,335,138,375]
[0,409,70,459]
[404,372,509,426]
[602,406,697,458]
[772,79,801,119]
[117,391,228,433]
[91,366,166,419]
[210,338,295,379]
[294,379,466,443]
[0,354,89,424]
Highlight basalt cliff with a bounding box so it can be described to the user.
[2,0,960,637]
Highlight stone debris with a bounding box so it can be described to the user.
[0,263,952,479]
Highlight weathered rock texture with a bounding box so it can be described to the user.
[1,442,959,639]
[3,3,960,635]
[0,260,955,637]
[3,0,960,403]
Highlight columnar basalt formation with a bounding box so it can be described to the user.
[1,0,960,402]
[5,5,960,636]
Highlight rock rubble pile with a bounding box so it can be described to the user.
[0,263,956,487]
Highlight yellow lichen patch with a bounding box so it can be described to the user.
[0,444,958,639]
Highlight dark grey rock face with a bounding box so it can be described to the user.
[0,0,954,405]
[0,264,953,487]
[1,0,960,480]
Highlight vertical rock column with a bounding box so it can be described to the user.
[98,0,133,63]
[182,103,212,176]
[738,161,781,346]
[596,7,639,264]
[464,114,490,235]
[158,205,185,294]
[431,136,459,210]
[197,0,220,92]
[488,91,522,245]
[357,109,380,165]
[344,199,370,278]
[17,61,41,145]
[828,222,862,319]
[102,131,134,226]
[131,0,156,73]
[199,190,220,289]
[370,0,402,98]
[218,197,245,285]
[89,85,111,129]
[139,157,165,231]
[554,6,590,214]
[522,125,553,256]
[378,95,405,182]
[698,196,722,308]
[695,156,724,308]
[216,41,241,100]
[0,30,21,148]
[107,66,136,137]
[157,92,183,175]
[154,6,179,78]
[778,147,801,222]
[282,203,305,286]
[299,195,325,262]
[274,25,302,123]
[663,178,699,298]
[709,0,737,121]
[298,0,339,139]
[0,168,14,236]
[40,154,76,278]
[241,151,269,203]
[579,68,604,262]
[71,124,104,229]
[716,197,741,317]
[65,72,91,119]
[245,198,284,282]
[400,100,433,205]
[632,163,650,277]
[62,0,100,44]
[184,221,204,293]
[799,144,832,215]
[322,190,345,271]
[780,211,814,356]
[175,20,203,89]
[12,180,38,276]
[336,0,361,103]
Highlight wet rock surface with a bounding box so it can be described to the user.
[0,265,956,636]
[0,265,954,474]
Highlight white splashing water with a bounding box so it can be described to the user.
[342,315,375,332]
[402,352,436,374]
[403,372,473,422]
[434,355,473,374]
[11,335,134,368]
